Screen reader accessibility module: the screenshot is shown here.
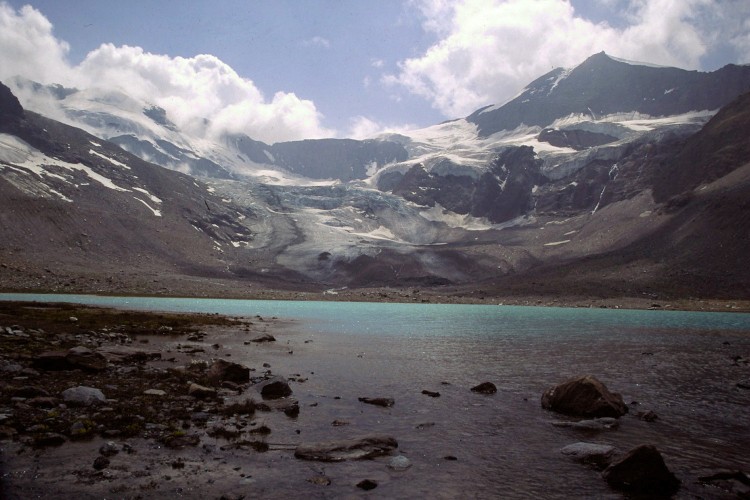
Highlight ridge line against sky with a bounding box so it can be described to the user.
[1,0,748,144]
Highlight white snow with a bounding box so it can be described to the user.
[133,187,162,204]
[89,149,131,169]
[134,197,162,216]
[544,239,570,246]
[609,55,672,69]
[0,134,129,192]
[419,204,494,231]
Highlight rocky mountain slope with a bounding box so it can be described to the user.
[2,51,750,302]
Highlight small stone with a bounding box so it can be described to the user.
[307,475,331,486]
[93,456,110,470]
[356,479,378,490]
[552,417,619,431]
[295,435,398,462]
[61,386,106,406]
[421,390,440,397]
[358,397,394,407]
[637,410,658,422]
[561,442,616,469]
[388,455,412,471]
[144,389,166,397]
[99,441,120,457]
[188,383,217,399]
[471,382,497,394]
[249,333,276,343]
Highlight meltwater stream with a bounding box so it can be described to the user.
[2,293,749,498]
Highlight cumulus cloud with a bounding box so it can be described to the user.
[385,0,748,118]
[0,3,74,85]
[0,3,333,144]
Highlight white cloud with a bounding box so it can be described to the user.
[385,0,747,118]
[303,36,331,49]
[0,3,333,144]
[0,3,74,85]
[348,115,417,139]
[371,58,385,68]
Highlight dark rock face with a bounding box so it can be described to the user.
[382,146,546,224]
[538,128,618,150]
[650,90,750,202]
[294,435,398,462]
[541,375,627,418]
[602,445,680,496]
[207,359,250,384]
[0,81,24,121]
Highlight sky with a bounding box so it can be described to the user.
[1,0,748,144]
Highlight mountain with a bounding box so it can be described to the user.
[0,81,286,293]
[2,50,750,302]
[467,51,750,137]
[8,77,407,183]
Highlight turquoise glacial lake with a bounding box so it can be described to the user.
[1,293,749,498]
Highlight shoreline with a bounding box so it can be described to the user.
[2,286,750,314]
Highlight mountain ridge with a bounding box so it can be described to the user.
[2,51,750,302]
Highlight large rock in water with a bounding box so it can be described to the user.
[257,376,292,399]
[541,375,627,418]
[602,445,680,495]
[294,435,398,462]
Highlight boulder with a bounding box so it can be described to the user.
[471,382,497,394]
[561,442,616,469]
[602,444,680,495]
[257,376,292,400]
[61,386,106,406]
[295,435,398,462]
[207,359,251,384]
[66,346,107,372]
[541,375,627,418]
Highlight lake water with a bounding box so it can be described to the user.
[2,293,750,498]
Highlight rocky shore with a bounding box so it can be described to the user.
[1,301,749,498]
